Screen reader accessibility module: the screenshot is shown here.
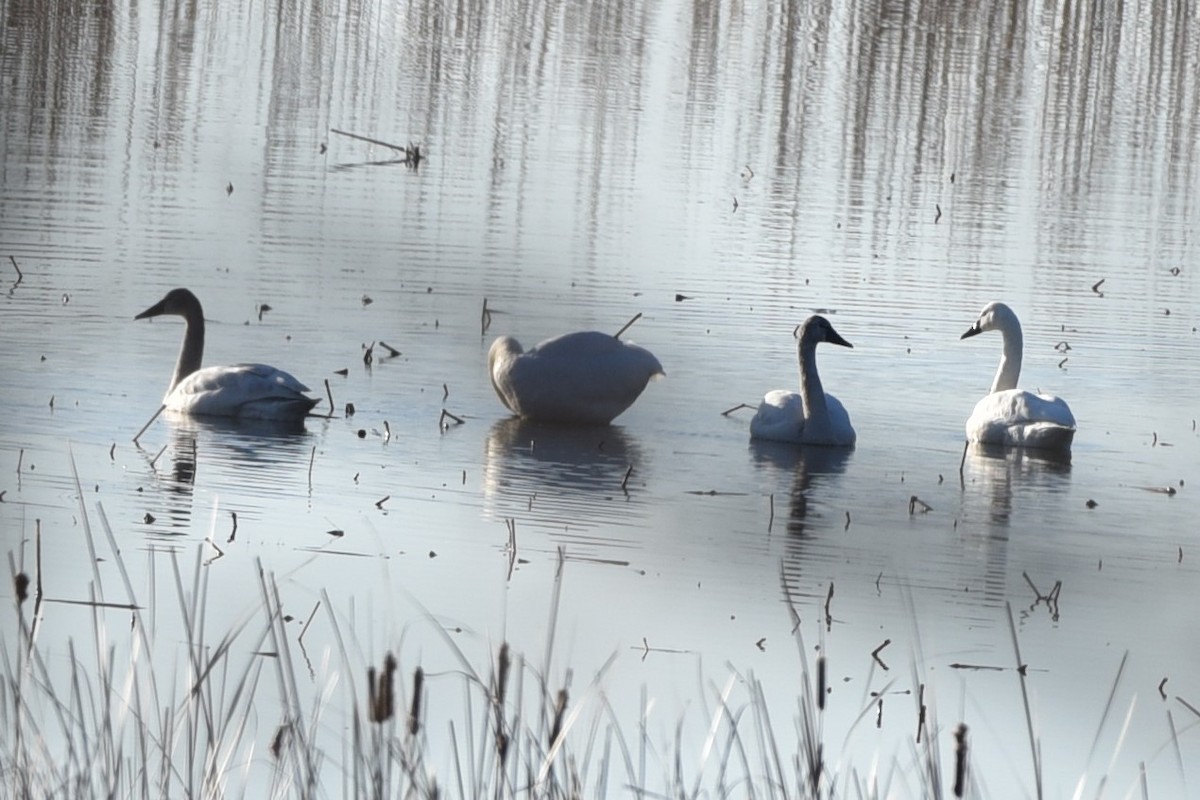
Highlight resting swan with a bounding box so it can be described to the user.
[750,316,856,446]
[488,331,663,425]
[960,301,1075,450]
[135,288,320,419]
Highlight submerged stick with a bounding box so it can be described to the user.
[324,379,334,417]
[614,312,642,340]
[721,403,755,416]
[133,404,166,445]
[307,446,316,489]
[9,255,23,282]
[481,298,492,335]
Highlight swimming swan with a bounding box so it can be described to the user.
[135,288,320,419]
[960,301,1075,450]
[750,316,856,446]
[488,331,663,425]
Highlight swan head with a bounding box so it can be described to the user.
[136,288,202,321]
[797,315,853,349]
[961,301,1019,340]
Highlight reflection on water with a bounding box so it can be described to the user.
[136,412,317,536]
[482,417,647,533]
[750,441,853,537]
[960,442,1072,525]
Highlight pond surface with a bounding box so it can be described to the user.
[2,0,1199,796]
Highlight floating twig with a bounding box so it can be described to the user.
[203,537,225,565]
[133,404,166,445]
[375,495,390,509]
[229,511,238,543]
[844,510,851,530]
[481,298,492,336]
[439,409,465,430]
[614,312,642,340]
[953,724,969,798]
[307,446,316,489]
[9,255,23,281]
[257,303,272,321]
[908,495,933,514]
[824,583,834,630]
[149,444,167,470]
[1092,278,1106,294]
[324,379,334,417]
[363,342,375,365]
[768,493,775,532]
[934,204,942,223]
[871,638,891,669]
[721,402,755,416]
[379,341,401,357]
[621,465,633,492]
[331,127,419,159]
[383,421,391,442]
[299,601,321,644]
[442,383,449,401]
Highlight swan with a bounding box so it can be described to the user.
[135,288,320,419]
[750,315,856,446]
[488,331,663,425]
[960,301,1075,449]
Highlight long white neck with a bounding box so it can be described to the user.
[170,306,205,393]
[991,318,1022,394]
[799,341,830,422]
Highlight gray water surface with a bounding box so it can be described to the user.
[2,0,1198,796]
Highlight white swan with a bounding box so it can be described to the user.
[750,315,856,446]
[960,301,1075,449]
[135,288,320,419]
[488,331,663,425]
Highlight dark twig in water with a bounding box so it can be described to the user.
[1159,677,1169,700]
[375,495,389,510]
[307,446,316,489]
[481,298,492,336]
[934,204,942,224]
[331,128,419,159]
[439,409,465,430]
[824,583,834,630]
[620,465,633,492]
[299,601,321,644]
[203,537,225,566]
[133,404,166,445]
[442,383,449,401]
[229,511,238,543]
[9,255,23,283]
[614,312,642,340]
[1092,278,1106,295]
[872,639,891,670]
[721,402,755,416]
[953,724,969,798]
[378,341,400,357]
[768,493,774,532]
[149,444,167,470]
[1006,602,1043,798]
[959,440,968,485]
[324,379,334,417]
[363,342,375,366]
[908,495,932,514]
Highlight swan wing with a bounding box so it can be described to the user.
[816,393,857,446]
[166,364,319,419]
[750,390,805,443]
[966,389,1075,449]
[499,332,663,424]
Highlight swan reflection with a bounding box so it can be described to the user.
[961,442,1071,525]
[482,417,647,527]
[750,441,853,536]
[137,412,317,536]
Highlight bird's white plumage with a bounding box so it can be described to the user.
[750,315,856,446]
[961,301,1075,450]
[488,330,663,425]
[136,288,319,421]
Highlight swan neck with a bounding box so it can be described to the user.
[991,319,1023,393]
[171,309,205,392]
[799,342,829,420]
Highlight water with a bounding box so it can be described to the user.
[2,0,1199,795]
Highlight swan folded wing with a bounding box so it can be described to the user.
[507,333,663,424]
[165,363,318,418]
[750,390,805,443]
[967,389,1075,448]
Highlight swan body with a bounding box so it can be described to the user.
[488,330,663,425]
[750,316,856,446]
[135,288,319,420]
[961,301,1075,449]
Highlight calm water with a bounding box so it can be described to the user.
[3,0,1199,795]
